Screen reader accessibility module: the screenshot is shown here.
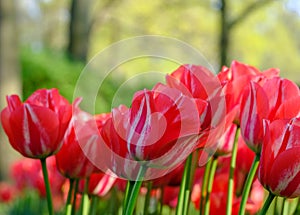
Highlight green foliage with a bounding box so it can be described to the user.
[21,47,127,113]
[21,48,83,102]
[0,190,48,215]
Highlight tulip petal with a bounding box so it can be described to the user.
[240,82,269,152]
[263,78,300,120]
[9,105,59,158]
[269,147,300,198]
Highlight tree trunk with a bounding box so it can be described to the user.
[219,0,229,69]
[218,0,274,70]
[0,0,21,180]
[67,0,91,62]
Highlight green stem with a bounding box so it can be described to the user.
[175,153,193,215]
[203,157,218,215]
[281,198,288,215]
[71,179,79,215]
[259,192,275,215]
[66,178,74,215]
[143,181,153,215]
[123,180,133,214]
[184,150,199,214]
[273,197,278,215]
[199,158,213,214]
[123,165,147,215]
[67,179,75,205]
[293,197,300,215]
[238,154,260,215]
[40,158,54,215]
[226,127,240,215]
[79,178,90,215]
[89,195,98,215]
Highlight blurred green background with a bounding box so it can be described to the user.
[1,0,300,178]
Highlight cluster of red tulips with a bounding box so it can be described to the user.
[1,61,300,215]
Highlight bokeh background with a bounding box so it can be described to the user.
[0,0,300,179]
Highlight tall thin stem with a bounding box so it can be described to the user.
[226,127,240,215]
[89,195,98,215]
[67,179,75,205]
[79,178,90,215]
[292,197,300,215]
[176,153,193,215]
[71,179,79,215]
[123,165,147,215]
[40,158,54,215]
[199,158,213,214]
[281,198,288,215]
[259,192,275,215]
[123,180,132,213]
[66,178,74,215]
[203,157,218,215]
[238,154,260,215]
[273,197,278,215]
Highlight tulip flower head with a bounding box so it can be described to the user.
[240,82,269,153]
[1,89,72,159]
[258,117,300,198]
[99,83,201,180]
[56,109,101,179]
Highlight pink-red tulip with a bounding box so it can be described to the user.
[1,89,72,158]
[166,64,227,148]
[218,60,279,124]
[262,77,300,120]
[258,118,300,198]
[100,84,201,179]
[56,109,100,179]
[240,82,269,153]
[79,173,116,197]
[240,78,300,153]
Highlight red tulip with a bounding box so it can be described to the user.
[240,82,269,153]
[56,109,100,179]
[262,77,300,121]
[100,84,201,179]
[218,60,279,124]
[166,64,227,149]
[1,89,72,158]
[79,173,116,197]
[240,78,300,153]
[166,64,218,102]
[258,117,300,198]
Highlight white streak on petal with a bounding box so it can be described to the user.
[26,105,49,153]
[23,105,33,156]
[274,162,300,194]
[92,175,115,196]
